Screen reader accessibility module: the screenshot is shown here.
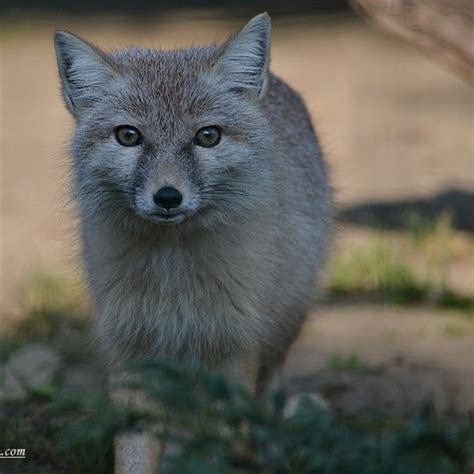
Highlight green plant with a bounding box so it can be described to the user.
[404,212,440,245]
[327,353,369,373]
[3,358,471,474]
[328,237,426,304]
[0,337,25,362]
[14,267,89,342]
[327,230,473,314]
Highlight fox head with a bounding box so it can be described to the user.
[55,14,274,233]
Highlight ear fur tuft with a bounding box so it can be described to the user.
[54,31,116,116]
[212,13,272,98]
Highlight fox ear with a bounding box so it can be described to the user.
[213,13,271,98]
[54,31,116,116]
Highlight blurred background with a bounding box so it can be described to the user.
[0,0,473,469]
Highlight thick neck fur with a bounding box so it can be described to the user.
[82,200,281,367]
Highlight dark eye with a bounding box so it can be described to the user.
[114,125,143,147]
[194,126,221,148]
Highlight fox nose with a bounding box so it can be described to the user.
[153,186,183,210]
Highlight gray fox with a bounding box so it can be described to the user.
[54,12,332,473]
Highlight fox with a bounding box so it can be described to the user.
[54,12,332,473]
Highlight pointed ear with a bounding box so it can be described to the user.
[54,31,116,116]
[212,13,271,98]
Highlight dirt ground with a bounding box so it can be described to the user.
[1,14,473,417]
[285,304,474,418]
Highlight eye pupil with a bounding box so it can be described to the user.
[115,125,142,147]
[195,126,221,148]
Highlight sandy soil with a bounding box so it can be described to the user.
[1,14,473,416]
[285,304,474,418]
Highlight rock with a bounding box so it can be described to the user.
[284,391,331,418]
[62,363,107,395]
[2,344,60,401]
[53,321,89,363]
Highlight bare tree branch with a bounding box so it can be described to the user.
[351,0,474,83]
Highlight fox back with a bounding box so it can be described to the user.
[54,14,332,390]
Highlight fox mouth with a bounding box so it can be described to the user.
[150,211,187,224]
[135,209,190,225]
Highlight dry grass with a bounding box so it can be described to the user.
[327,215,474,313]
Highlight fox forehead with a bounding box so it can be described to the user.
[112,45,218,79]
[108,47,218,113]
[85,46,249,136]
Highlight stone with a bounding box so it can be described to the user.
[3,344,60,401]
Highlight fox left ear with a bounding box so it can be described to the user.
[54,31,116,116]
[212,13,271,98]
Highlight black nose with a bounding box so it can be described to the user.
[153,186,183,210]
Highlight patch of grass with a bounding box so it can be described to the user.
[327,221,474,314]
[15,310,89,345]
[2,358,472,474]
[343,412,404,435]
[406,212,460,293]
[30,384,56,402]
[0,398,113,474]
[14,267,90,343]
[404,211,443,245]
[438,291,474,316]
[441,323,465,338]
[17,267,87,318]
[327,352,369,373]
[0,337,26,363]
[328,238,427,304]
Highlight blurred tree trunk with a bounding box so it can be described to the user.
[351,0,474,83]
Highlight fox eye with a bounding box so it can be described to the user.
[114,125,143,147]
[194,126,221,148]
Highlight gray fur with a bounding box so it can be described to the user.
[54,11,331,402]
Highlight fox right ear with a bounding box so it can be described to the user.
[212,13,271,99]
[54,32,116,116]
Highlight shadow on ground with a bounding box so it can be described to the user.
[338,188,474,232]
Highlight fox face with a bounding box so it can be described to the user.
[55,14,274,232]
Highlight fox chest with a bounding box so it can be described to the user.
[91,245,262,362]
